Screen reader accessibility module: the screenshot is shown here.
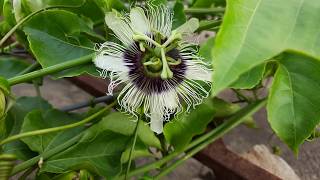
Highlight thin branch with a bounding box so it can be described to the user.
[125,117,141,180]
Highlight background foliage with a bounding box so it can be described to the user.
[0,0,319,179]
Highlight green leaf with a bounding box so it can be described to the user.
[105,0,127,11]
[192,0,225,7]
[5,97,52,136]
[21,109,84,153]
[267,52,320,153]
[1,97,51,160]
[211,98,257,128]
[0,57,30,79]
[230,63,266,89]
[97,112,161,149]
[192,0,213,7]
[120,140,151,164]
[199,36,215,63]
[163,99,215,151]
[172,1,186,29]
[40,112,160,178]
[0,0,4,15]
[212,0,320,95]
[1,141,37,160]
[23,9,98,78]
[3,0,16,27]
[0,76,10,95]
[40,118,131,178]
[70,0,105,24]
[211,98,239,118]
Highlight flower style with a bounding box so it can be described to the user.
[94,5,212,134]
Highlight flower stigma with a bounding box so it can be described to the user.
[133,31,183,79]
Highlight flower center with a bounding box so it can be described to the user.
[133,31,182,79]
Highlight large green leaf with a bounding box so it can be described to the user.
[163,99,215,151]
[23,10,98,78]
[95,112,161,149]
[40,112,160,178]
[71,0,104,24]
[2,97,51,160]
[5,97,52,136]
[40,116,130,178]
[267,52,320,153]
[0,57,30,79]
[212,0,320,95]
[21,109,84,153]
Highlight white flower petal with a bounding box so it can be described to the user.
[130,7,150,34]
[179,42,212,81]
[94,42,129,72]
[105,12,134,46]
[94,54,128,72]
[185,65,212,81]
[150,111,163,134]
[148,90,179,134]
[118,83,147,116]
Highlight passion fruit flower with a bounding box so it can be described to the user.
[94,5,212,134]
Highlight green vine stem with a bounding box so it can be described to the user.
[0,5,83,47]
[184,8,225,15]
[0,101,116,146]
[129,99,267,178]
[8,54,93,86]
[125,117,141,180]
[196,20,222,32]
[1,42,19,52]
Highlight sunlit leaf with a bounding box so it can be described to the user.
[212,0,320,95]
